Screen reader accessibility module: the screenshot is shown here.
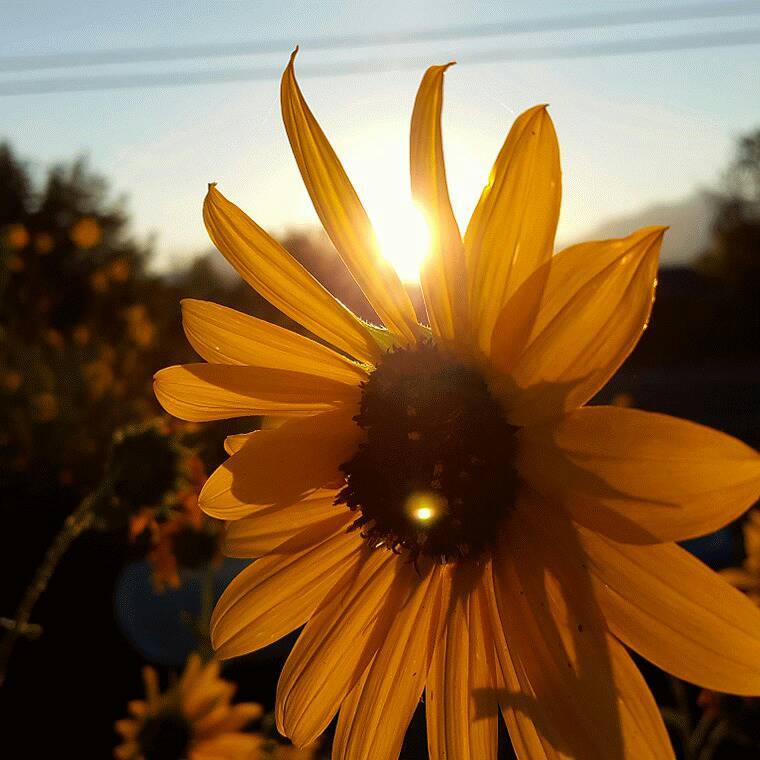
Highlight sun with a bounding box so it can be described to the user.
[372,198,431,283]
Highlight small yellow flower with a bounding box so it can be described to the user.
[114,654,264,760]
[90,269,109,292]
[2,370,22,393]
[43,328,65,349]
[109,258,131,282]
[5,223,30,250]
[34,231,55,254]
[82,359,114,400]
[70,216,102,249]
[124,304,156,348]
[5,254,24,272]
[72,324,91,347]
[31,391,58,422]
[155,53,760,759]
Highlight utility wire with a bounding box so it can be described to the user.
[1,28,758,97]
[1,0,759,73]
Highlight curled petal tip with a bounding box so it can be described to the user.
[289,46,299,65]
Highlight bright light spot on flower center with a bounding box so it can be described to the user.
[406,491,447,524]
[374,201,431,283]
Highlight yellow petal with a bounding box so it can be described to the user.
[426,565,498,760]
[333,666,369,760]
[200,408,361,520]
[281,51,421,345]
[574,523,760,695]
[490,504,674,759]
[224,431,254,456]
[203,184,380,364]
[276,548,415,746]
[332,563,446,760]
[181,299,368,384]
[410,63,468,346]
[465,105,561,354]
[192,733,264,759]
[482,573,554,759]
[154,363,360,422]
[517,406,760,543]
[491,226,665,425]
[224,489,342,558]
[210,512,361,658]
[194,702,263,738]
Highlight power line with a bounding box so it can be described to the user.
[1,28,758,98]
[1,0,759,73]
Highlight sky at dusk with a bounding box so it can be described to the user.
[2,0,759,271]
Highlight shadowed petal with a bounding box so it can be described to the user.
[426,564,498,760]
[210,512,361,659]
[517,406,760,543]
[223,489,342,558]
[200,408,362,520]
[277,548,418,747]
[332,563,447,760]
[574,523,760,695]
[488,499,674,759]
[490,226,665,425]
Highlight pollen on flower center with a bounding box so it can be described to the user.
[337,342,519,562]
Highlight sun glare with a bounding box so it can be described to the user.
[405,491,447,524]
[373,201,431,283]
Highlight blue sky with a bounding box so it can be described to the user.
[2,1,759,270]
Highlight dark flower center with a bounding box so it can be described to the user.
[337,342,518,562]
[137,710,191,760]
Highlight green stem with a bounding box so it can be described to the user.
[0,485,107,686]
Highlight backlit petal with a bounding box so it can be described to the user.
[277,549,416,746]
[491,226,665,425]
[483,571,554,760]
[200,408,362,520]
[181,299,368,383]
[575,524,760,695]
[210,512,360,659]
[281,52,421,345]
[203,184,380,364]
[410,63,468,347]
[517,406,760,543]
[223,489,342,558]
[490,503,674,759]
[426,564,498,760]
[332,563,446,760]
[465,105,561,354]
[154,363,359,422]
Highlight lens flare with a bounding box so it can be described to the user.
[374,201,431,283]
[405,491,447,525]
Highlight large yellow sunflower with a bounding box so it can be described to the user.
[154,53,760,759]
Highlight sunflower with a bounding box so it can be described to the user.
[154,52,760,759]
[114,654,264,759]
